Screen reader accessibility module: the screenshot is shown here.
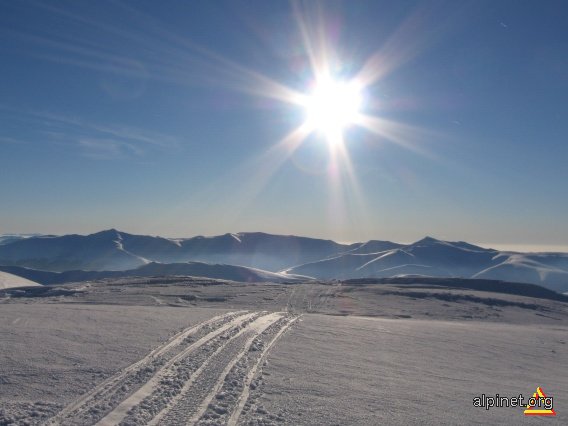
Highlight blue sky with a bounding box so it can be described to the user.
[1,0,567,249]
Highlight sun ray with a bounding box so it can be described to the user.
[291,0,333,82]
[355,114,442,160]
[29,0,308,107]
[291,1,321,79]
[354,2,458,88]
[27,0,450,236]
[115,3,308,105]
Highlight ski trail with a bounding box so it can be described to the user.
[97,312,258,425]
[50,310,299,426]
[149,312,281,425]
[48,310,246,425]
[227,315,300,426]
[150,311,247,359]
[286,287,296,312]
[187,312,284,424]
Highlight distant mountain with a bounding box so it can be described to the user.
[0,229,148,271]
[284,237,568,293]
[1,230,567,292]
[284,238,497,279]
[176,232,352,271]
[0,262,308,285]
[0,270,41,289]
[0,233,44,246]
[342,240,403,255]
[0,230,352,272]
[473,253,568,293]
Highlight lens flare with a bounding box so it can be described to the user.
[302,78,362,143]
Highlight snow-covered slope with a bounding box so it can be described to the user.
[474,253,568,293]
[0,271,41,289]
[0,262,309,285]
[286,238,497,279]
[176,232,349,270]
[1,281,567,425]
[340,240,403,255]
[0,229,147,271]
[132,262,309,283]
[1,230,567,292]
[0,230,349,272]
[286,237,568,293]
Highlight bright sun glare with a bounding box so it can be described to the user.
[302,78,362,144]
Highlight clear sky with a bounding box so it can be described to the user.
[1,0,567,250]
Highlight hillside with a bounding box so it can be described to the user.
[284,237,568,293]
[0,271,41,289]
[0,230,352,272]
[0,262,307,285]
[1,230,567,292]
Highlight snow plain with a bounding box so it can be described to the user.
[1,278,567,425]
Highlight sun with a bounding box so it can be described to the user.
[302,77,363,143]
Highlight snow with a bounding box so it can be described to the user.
[287,241,568,292]
[1,278,567,424]
[474,254,568,293]
[169,239,183,247]
[0,270,41,289]
[2,231,567,291]
[254,314,567,425]
[0,302,223,424]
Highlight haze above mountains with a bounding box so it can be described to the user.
[0,229,567,293]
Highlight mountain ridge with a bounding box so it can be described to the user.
[0,230,566,292]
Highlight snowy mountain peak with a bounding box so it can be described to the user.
[412,236,442,246]
[92,228,122,238]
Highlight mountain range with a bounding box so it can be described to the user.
[0,230,567,293]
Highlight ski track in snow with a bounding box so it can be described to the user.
[226,315,300,426]
[47,310,298,426]
[186,313,288,425]
[48,311,245,425]
[98,312,259,425]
